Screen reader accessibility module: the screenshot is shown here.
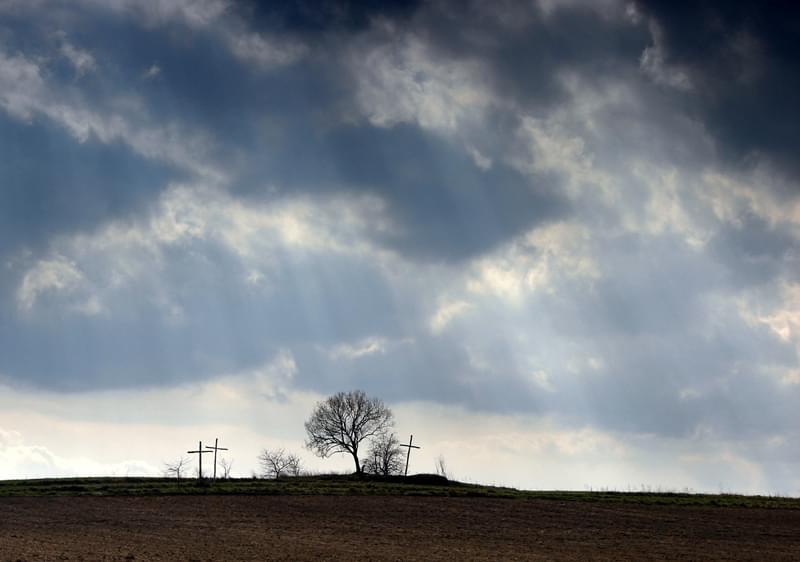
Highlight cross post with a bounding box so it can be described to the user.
[399,434,421,477]
[205,437,229,481]
[187,440,213,479]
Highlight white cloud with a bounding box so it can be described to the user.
[0,354,343,479]
[80,0,307,69]
[248,349,298,401]
[467,145,492,171]
[328,337,388,360]
[700,169,800,233]
[467,222,599,302]
[530,369,555,392]
[81,0,230,29]
[391,402,787,494]
[739,283,800,346]
[509,73,722,248]
[0,380,791,492]
[0,47,224,182]
[60,42,97,76]
[142,63,161,79]
[0,426,159,479]
[640,21,692,91]
[17,256,85,310]
[513,114,609,198]
[13,183,400,318]
[0,50,45,120]
[225,29,307,67]
[430,299,471,334]
[350,33,492,133]
[780,370,800,386]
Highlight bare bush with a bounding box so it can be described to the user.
[362,432,403,476]
[287,454,302,477]
[435,454,449,479]
[164,456,191,480]
[259,448,302,479]
[218,458,233,479]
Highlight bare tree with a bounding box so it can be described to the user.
[304,390,394,474]
[435,454,449,479]
[259,448,303,479]
[286,454,302,477]
[219,458,233,479]
[164,456,190,480]
[363,432,403,476]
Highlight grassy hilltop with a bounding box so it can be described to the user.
[0,474,798,509]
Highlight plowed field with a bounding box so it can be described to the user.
[1,495,799,560]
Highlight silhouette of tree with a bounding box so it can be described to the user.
[434,454,449,479]
[259,448,302,478]
[287,455,302,477]
[219,458,233,479]
[362,432,403,476]
[304,390,394,474]
[164,456,190,480]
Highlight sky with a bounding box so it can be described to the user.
[1,0,799,494]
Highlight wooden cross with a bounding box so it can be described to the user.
[187,440,213,479]
[205,437,229,481]
[399,434,420,477]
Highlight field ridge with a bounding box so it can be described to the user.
[1,475,798,509]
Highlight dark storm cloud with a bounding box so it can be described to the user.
[416,1,650,109]
[1,0,799,443]
[635,0,800,181]
[709,211,800,288]
[244,122,567,261]
[3,1,571,265]
[234,0,422,33]
[0,114,176,260]
[0,242,409,391]
[237,0,648,109]
[2,1,800,494]
[0,0,566,393]
[0,12,211,264]
[292,329,545,414]
[572,325,799,437]
[536,233,800,437]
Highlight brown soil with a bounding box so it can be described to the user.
[1,495,798,561]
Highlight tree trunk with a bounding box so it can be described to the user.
[352,451,361,474]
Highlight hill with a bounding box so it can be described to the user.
[0,474,798,509]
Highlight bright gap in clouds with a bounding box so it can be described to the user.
[0,0,799,496]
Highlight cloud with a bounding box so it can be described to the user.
[256,122,569,261]
[0,184,412,390]
[429,300,471,334]
[224,28,308,67]
[348,33,492,133]
[0,46,223,180]
[2,382,796,493]
[60,41,97,76]
[1,0,800,494]
[233,0,423,34]
[142,63,160,78]
[327,337,389,360]
[639,21,692,90]
[17,256,89,312]
[81,0,230,29]
[0,426,159,479]
[634,1,800,179]
[0,50,45,120]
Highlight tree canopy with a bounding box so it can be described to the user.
[304,390,394,474]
